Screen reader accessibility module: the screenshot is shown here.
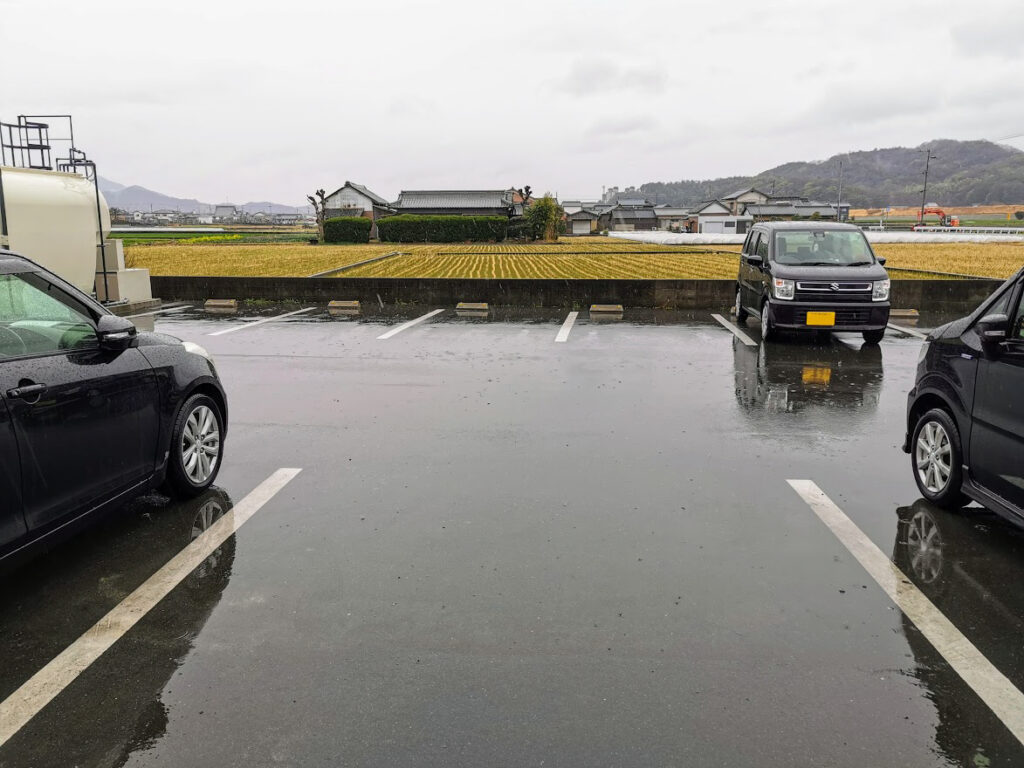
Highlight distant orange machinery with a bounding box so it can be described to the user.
[916,207,960,226]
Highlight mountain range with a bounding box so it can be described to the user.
[97,177,312,215]
[630,140,1024,208]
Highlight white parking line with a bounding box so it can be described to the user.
[788,479,1024,747]
[710,313,757,347]
[125,305,191,319]
[207,307,316,336]
[377,308,445,340]
[887,322,928,340]
[0,467,302,748]
[555,311,578,343]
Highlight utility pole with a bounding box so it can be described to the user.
[837,159,844,221]
[919,149,938,225]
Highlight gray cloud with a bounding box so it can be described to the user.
[554,58,667,96]
[951,18,1024,58]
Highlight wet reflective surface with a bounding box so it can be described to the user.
[3,307,1024,766]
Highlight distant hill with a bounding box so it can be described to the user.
[97,177,311,215]
[633,140,1024,208]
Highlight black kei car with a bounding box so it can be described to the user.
[735,222,891,343]
[904,267,1024,524]
[0,250,227,565]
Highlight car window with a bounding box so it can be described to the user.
[773,230,874,266]
[1012,294,1024,341]
[0,273,97,359]
[756,235,768,259]
[742,233,754,254]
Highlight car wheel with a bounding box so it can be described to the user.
[166,393,224,499]
[862,328,885,344]
[911,408,968,508]
[735,287,749,324]
[760,302,775,341]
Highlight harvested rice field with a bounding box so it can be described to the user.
[125,238,1024,280]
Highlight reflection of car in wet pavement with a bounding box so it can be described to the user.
[0,250,229,567]
[904,267,1024,524]
[0,488,236,766]
[893,499,1024,767]
[733,336,883,413]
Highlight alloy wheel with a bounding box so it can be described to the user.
[916,420,952,494]
[181,405,221,485]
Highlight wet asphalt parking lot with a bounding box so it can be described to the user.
[3,303,1024,767]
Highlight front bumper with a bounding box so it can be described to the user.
[768,301,890,331]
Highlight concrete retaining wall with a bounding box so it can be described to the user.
[150,275,1005,312]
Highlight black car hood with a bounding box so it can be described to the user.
[135,331,184,347]
[771,263,888,281]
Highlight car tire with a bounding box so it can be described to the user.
[760,301,775,341]
[911,408,969,509]
[862,328,885,344]
[735,287,749,324]
[166,393,224,499]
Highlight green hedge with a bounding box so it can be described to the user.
[324,216,372,243]
[376,215,507,243]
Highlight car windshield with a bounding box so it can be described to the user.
[773,230,875,266]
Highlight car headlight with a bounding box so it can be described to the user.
[873,279,891,302]
[773,278,795,300]
[182,340,214,362]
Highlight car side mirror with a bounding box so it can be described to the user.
[97,314,138,351]
[745,255,763,266]
[977,313,1008,355]
[876,257,887,266]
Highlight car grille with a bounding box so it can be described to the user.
[795,282,874,303]
[802,308,873,325]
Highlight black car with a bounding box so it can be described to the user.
[0,250,227,564]
[735,222,891,343]
[903,267,1024,523]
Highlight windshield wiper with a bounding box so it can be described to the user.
[846,261,874,266]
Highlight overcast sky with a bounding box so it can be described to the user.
[2,0,1022,204]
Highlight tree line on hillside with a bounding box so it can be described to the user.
[631,140,1024,208]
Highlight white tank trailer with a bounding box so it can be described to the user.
[0,115,153,304]
[0,166,110,292]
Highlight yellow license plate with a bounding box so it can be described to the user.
[802,366,832,385]
[806,311,836,327]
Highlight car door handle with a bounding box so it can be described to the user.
[7,383,47,399]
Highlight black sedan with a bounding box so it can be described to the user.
[0,250,227,565]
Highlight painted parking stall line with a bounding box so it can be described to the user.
[887,322,928,340]
[377,308,445,340]
[0,468,303,748]
[710,313,757,347]
[788,479,1024,747]
[554,311,578,343]
[208,307,316,337]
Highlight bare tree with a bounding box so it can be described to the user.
[307,188,328,242]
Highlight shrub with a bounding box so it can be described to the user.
[523,195,564,241]
[323,216,372,243]
[1015,211,1024,221]
[376,215,507,243]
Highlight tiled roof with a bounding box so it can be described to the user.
[611,208,657,220]
[722,187,769,201]
[326,181,389,206]
[394,190,514,210]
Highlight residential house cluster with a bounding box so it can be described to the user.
[318,181,850,239]
[671,187,849,235]
[323,183,525,237]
